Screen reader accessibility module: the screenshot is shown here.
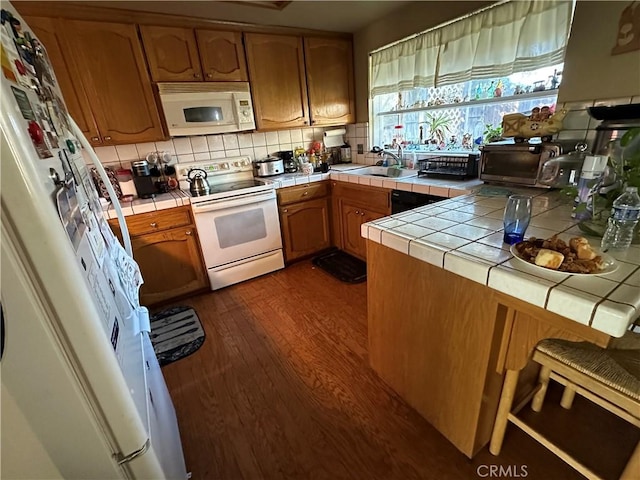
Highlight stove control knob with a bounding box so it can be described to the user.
[221,163,230,170]
[233,161,242,167]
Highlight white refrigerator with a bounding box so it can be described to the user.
[0,4,187,479]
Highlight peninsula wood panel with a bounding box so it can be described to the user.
[497,301,611,373]
[367,241,505,458]
[244,33,309,130]
[25,16,99,144]
[140,25,203,81]
[62,19,165,144]
[304,37,355,126]
[196,30,247,81]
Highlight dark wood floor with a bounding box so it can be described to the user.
[160,260,639,480]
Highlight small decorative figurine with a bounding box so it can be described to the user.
[502,106,567,141]
[494,80,503,97]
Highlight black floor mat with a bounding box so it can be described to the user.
[149,306,205,366]
[312,249,367,283]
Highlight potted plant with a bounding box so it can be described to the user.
[483,124,503,143]
[423,112,451,148]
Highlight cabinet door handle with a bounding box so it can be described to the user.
[361,212,365,216]
[90,136,101,142]
[355,210,360,214]
[104,136,112,141]
[150,222,158,228]
[185,230,192,236]
[283,208,288,213]
[194,73,201,79]
[206,73,212,79]
[303,121,308,125]
[311,120,316,125]
[302,191,308,196]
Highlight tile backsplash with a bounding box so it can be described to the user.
[555,95,640,150]
[87,126,339,169]
[90,93,640,171]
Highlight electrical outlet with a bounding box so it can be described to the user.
[357,144,364,154]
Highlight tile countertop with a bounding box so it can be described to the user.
[104,164,482,218]
[362,188,640,338]
[259,164,484,197]
[102,190,191,219]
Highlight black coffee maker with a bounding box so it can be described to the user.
[279,150,298,173]
[131,160,156,199]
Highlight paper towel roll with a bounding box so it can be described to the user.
[323,128,346,148]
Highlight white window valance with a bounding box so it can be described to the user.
[370,0,573,97]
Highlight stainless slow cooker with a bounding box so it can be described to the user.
[254,157,284,177]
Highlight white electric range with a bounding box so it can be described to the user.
[177,156,284,290]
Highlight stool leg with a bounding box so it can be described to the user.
[621,441,640,480]
[560,383,576,409]
[490,369,520,456]
[531,365,551,412]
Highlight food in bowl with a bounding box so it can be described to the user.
[514,235,604,273]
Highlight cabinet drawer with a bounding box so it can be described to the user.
[110,206,193,237]
[331,181,390,213]
[277,181,329,206]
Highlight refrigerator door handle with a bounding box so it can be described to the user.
[114,438,150,465]
[67,118,133,257]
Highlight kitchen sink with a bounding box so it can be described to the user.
[344,166,417,178]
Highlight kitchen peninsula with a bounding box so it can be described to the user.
[363,190,640,457]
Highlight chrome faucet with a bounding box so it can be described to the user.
[381,146,404,167]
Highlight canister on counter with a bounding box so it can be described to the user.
[340,143,352,163]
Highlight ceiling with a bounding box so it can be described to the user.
[80,1,414,33]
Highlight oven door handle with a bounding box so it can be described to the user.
[191,190,276,212]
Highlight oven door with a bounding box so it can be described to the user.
[191,190,283,269]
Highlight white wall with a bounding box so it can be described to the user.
[559,0,640,103]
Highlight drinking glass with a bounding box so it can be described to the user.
[503,195,532,244]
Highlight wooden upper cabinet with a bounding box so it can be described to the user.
[304,37,355,126]
[24,16,100,144]
[140,25,203,81]
[244,33,309,130]
[196,29,247,82]
[62,19,165,144]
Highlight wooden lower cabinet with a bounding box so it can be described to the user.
[341,203,380,260]
[367,241,611,458]
[331,181,390,260]
[109,207,208,306]
[277,182,331,262]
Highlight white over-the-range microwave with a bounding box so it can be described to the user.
[157,82,256,136]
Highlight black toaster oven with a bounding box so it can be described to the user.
[479,142,562,188]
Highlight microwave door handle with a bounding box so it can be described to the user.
[231,92,241,124]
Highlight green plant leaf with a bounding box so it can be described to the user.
[620,127,640,147]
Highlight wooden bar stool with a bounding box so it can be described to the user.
[490,331,640,480]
